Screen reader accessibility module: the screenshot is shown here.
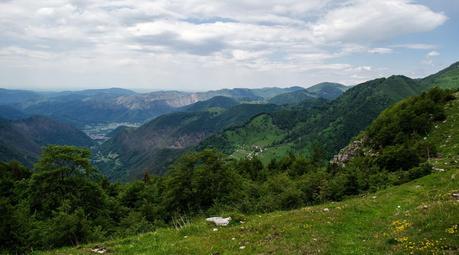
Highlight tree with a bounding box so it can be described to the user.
[28,145,105,220]
[162,149,242,214]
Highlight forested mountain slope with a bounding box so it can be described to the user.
[0,116,94,166]
[268,82,347,105]
[202,63,459,163]
[95,101,280,180]
[39,90,459,255]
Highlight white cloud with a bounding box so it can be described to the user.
[392,43,437,50]
[368,48,393,54]
[311,0,447,43]
[422,50,440,65]
[0,0,449,90]
[427,51,440,57]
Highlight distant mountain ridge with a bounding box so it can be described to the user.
[268,82,348,105]
[0,86,306,127]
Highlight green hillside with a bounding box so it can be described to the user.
[421,62,459,89]
[39,169,459,255]
[96,102,279,181]
[268,82,347,105]
[305,82,349,100]
[202,64,459,163]
[180,96,239,113]
[0,116,94,167]
[268,91,317,105]
[38,91,459,255]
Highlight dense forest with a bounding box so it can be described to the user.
[1,88,455,253]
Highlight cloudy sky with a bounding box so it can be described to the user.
[0,0,458,91]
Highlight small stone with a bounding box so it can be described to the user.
[323,208,330,212]
[239,246,246,250]
[206,217,231,226]
[423,205,428,209]
[90,247,107,254]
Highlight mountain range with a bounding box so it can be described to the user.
[0,86,312,127]
[1,62,458,181]
[99,62,459,181]
[0,83,346,175]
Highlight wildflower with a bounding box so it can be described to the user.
[391,220,411,234]
[446,224,458,234]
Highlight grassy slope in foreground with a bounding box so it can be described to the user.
[37,169,459,255]
[40,93,459,254]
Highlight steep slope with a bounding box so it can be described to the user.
[95,103,280,181]
[41,90,459,255]
[0,116,94,167]
[203,76,423,161]
[202,63,459,163]
[420,61,459,89]
[41,168,459,255]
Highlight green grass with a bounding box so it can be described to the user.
[426,93,459,171]
[225,114,288,161]
[422,62,459,90]
[37,166,459,255]
[38,93,459,255]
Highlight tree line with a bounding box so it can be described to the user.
[0,88,454,253]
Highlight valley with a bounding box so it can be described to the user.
[81,122,142,143]
[2,1,458,254]
[2,63,458,254]
[37,90,459,255]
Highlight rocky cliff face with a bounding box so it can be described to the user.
[331,136,369,167]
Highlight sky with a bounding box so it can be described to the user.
[0,0,458,91]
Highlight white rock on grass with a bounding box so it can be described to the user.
[91,247,107,254]
[206,217,232,226]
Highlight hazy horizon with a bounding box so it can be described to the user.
[1,0,458,91]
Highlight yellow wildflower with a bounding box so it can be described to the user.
[446,224,458,234]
